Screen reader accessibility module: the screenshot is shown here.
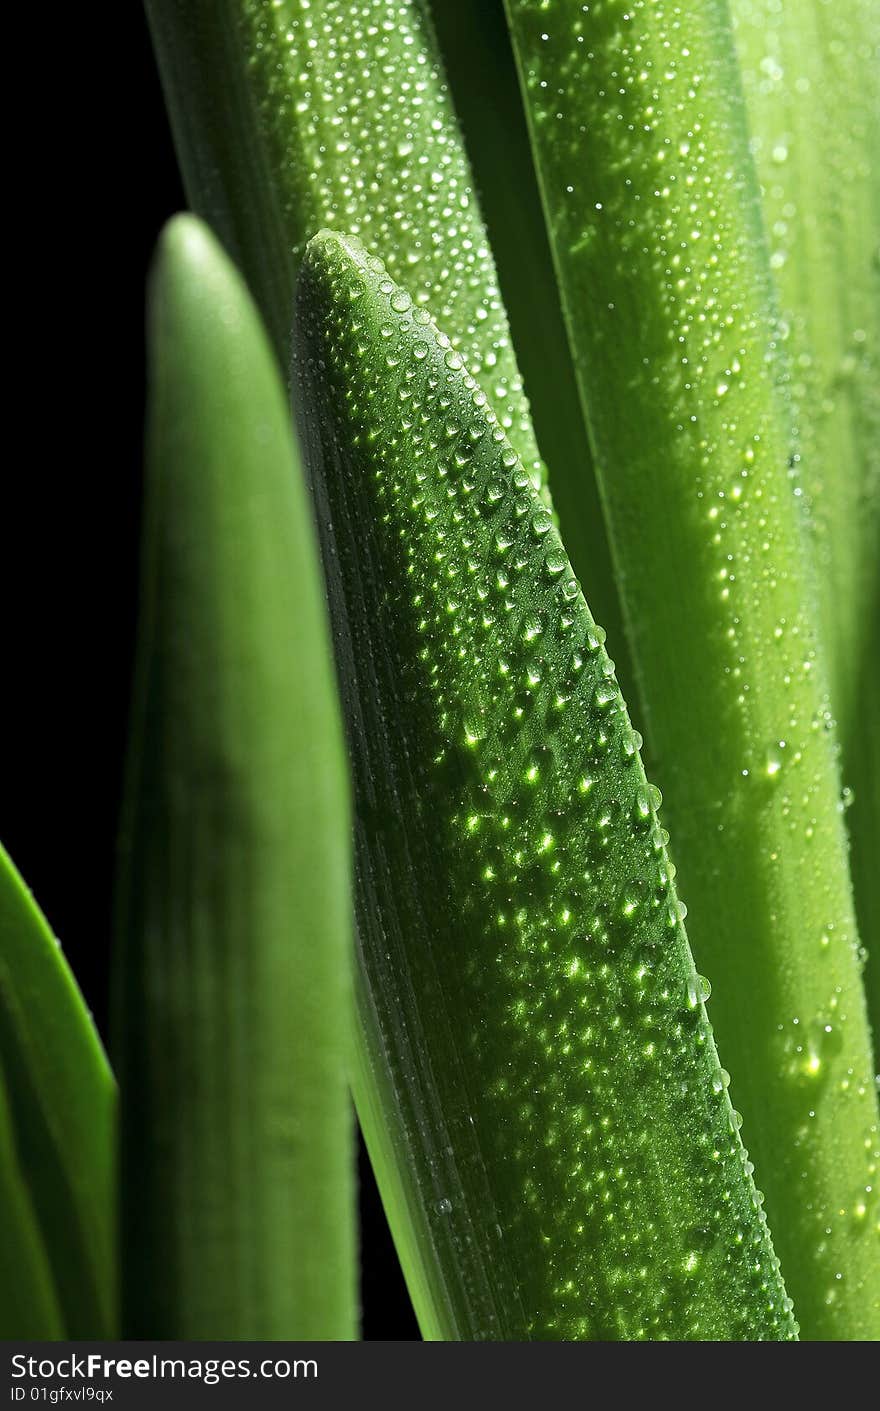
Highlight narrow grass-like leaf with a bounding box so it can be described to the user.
[505,0,879,1337]
[144,0,547,498]
[730,0,880,1066]
[0,843,115,1337]
[114,215,354,1339]
[293,230,796,1341]
[0,1057,65,1337]
[425,0,632,703]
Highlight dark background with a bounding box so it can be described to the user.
[4,8,416,1340]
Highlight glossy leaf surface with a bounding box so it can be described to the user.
[505,0,879,1337]
[293,229,796,1342]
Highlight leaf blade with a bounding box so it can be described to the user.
[425,0,632,703]
[144,0,548,497]
[0,843,116,1338]
[293,229,796,1341]
[0,1059,66,1338]
[730,0,880,1077]
[504,0,880,1338]
[114,215,355,1340]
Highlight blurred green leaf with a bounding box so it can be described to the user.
[731,0,880,1067]
[504,0,879,1338]
[293,229,796,1341]
[0,1054,65,1337]
[0,843,115,1337]
[114,215,355,1339]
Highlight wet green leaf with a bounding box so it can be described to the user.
[731,0,880,1077]
[143,0,548,498]
[505,0,879,1338]
[293,229,796,1342]
[425,0,631,701]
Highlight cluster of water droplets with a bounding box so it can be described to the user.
[239,0,546,497]
[296,231,796,1339]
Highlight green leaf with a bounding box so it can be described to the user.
[0,843,116,1337]
[114,215,355,1340]
[504,0,879,1338]
[425,0,633,705]
[0,1053,65,1337]
[149,0,641,721]
[293,229,796,1341]
[143,0,548,498]
[730,0,880,1074]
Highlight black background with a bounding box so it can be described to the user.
[3,8,416,1341]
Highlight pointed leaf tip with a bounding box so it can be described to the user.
[292,232,797,1342]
